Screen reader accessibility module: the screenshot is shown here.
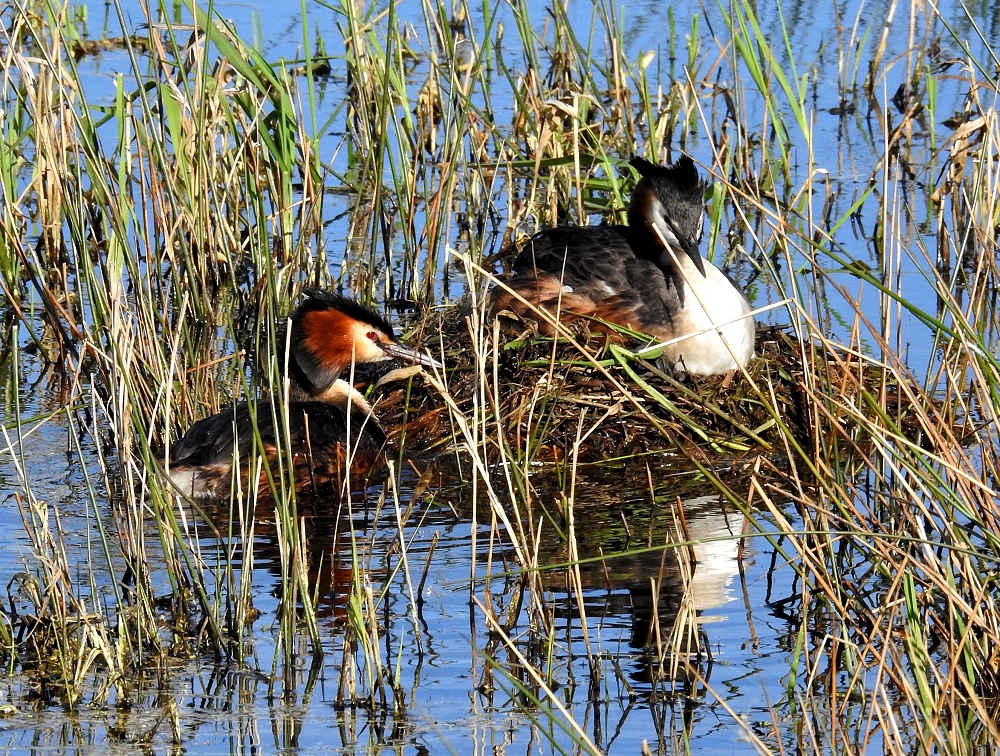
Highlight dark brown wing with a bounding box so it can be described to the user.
[170,400,386,492]
[496,225,685,340]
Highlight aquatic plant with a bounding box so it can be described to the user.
[0,0,999,752]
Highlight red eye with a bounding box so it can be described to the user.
[366,331,379,342]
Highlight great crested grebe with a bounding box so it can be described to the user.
[492,156,756,376]
[168,290,442,500]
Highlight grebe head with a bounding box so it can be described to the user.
[627,155,707,277]
[290,289,442,396]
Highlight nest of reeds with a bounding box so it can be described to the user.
[370,307,934,472]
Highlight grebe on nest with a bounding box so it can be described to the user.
[492,156,755,376]
[168,290,442,500]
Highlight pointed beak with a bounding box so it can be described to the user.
[652,215,706,277]
[680,237,707,277]
[380,340,444,370]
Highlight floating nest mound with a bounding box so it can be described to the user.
[373,308,931,471]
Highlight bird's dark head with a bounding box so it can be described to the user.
[289,289,442,395]
[627,155,707,276]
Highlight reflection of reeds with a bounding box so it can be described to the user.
[2,0,1000,750]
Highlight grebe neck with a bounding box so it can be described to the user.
[289,378,375,416]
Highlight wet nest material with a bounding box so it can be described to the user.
[372,308,932,471]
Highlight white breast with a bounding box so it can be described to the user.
[667,260,755,375]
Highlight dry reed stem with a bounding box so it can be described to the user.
[473,595,602,755]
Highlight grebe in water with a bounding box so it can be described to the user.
[168,290,442,500]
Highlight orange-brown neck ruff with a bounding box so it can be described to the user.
[290,291,397,396]
[292,308,379,396]
[300,307,358,377]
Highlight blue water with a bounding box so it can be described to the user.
[0,406,803,754]
[67,0,992,376]
[0,360,835,754]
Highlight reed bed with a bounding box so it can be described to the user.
[0,0,999,752]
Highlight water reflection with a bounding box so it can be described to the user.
[467,482,748,752]
[0,377,789,754]
[189,467,749,697]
